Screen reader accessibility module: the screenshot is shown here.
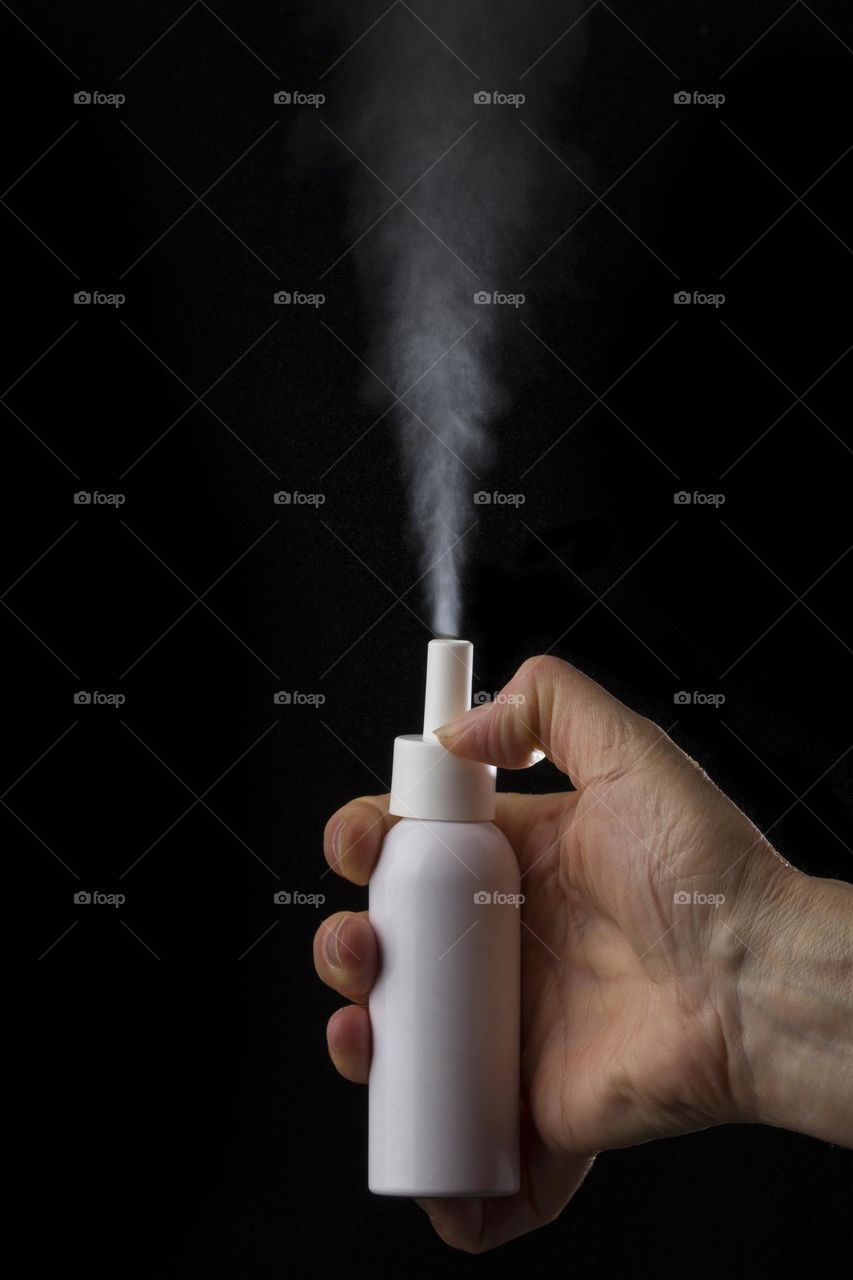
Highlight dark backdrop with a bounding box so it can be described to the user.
[7,2,851,1276]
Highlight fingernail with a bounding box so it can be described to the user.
[324,919,346,969]
[435,704,490,741]
[332,820,349,867]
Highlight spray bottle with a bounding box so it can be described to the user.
[368,638,521,1196]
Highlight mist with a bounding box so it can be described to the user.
[323,0,585,635]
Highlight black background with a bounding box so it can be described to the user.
[7,2,852,1275]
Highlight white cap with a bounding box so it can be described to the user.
[389,639,496,821]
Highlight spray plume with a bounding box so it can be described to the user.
[326,1,585,635]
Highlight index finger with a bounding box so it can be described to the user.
[435,654,662,789]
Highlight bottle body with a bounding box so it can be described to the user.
[368,818,521,1197]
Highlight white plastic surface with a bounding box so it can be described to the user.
[389,734,496,821]
[368,817,521,1197]
[389,638,496,821]
[422,637,472,738]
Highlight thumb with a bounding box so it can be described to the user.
[435,655,659,787]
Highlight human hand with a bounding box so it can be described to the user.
[314,656,853,1250]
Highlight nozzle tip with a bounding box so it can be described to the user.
[422,638,473,739]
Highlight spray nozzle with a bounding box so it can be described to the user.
[422,638,473,740]
[389,638,496,821]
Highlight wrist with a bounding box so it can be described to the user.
[731,863,853,1144]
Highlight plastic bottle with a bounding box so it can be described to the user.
[368,638,521,1196]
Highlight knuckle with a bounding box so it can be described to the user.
[517,654,563,685]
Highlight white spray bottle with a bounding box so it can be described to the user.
[368,638,521,1196]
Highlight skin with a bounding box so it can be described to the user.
[313,656,853,1252]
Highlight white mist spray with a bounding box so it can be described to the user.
[396,348,491,638]
[358,188,498,638]
[327,0,585,634]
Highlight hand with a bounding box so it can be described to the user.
[313,655,853,1251]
